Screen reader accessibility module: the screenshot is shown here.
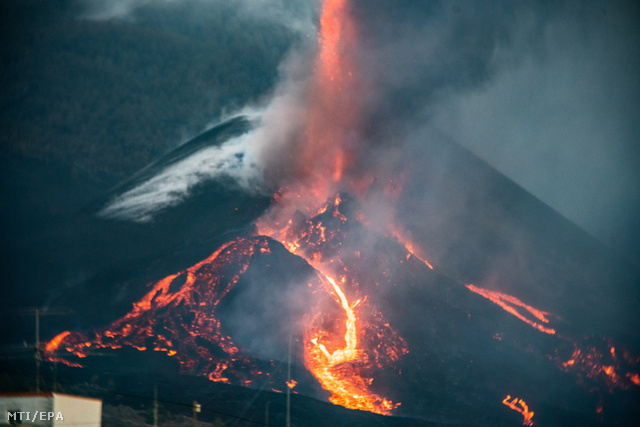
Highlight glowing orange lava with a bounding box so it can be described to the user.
[286,379,298,389]
[388,226,434,269]
[465,284,556,334]
[44,331,72,353]
[258,195,408,415]
[502,395,534,426]
[44,238,279,384]
[252,0,409,411]
[304,273,400,414]
[556,339,640,392]
[296,0,361,204]
[39,0,640,422]
[44,331,84,368]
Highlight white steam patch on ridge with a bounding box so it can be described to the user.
[79,0,317,35]
[99,129,264,223]
[98,37,316,224]
[80,0,175,21]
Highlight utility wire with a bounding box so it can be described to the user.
[0,368,275,426]
[229,356,288,427]
[91,388,273,426]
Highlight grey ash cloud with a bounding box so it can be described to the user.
[346,0,640,262]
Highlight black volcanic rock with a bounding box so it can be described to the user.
[0,117,271,342]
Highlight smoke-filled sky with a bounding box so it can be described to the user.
[428,1,640,262]
[16,0,640,262]
[344,0,640,261]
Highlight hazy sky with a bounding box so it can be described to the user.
[346,0,640,261]
[428,1,640,261]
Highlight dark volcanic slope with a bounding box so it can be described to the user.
[398,133,640,345]
[276,193,640,426]
[0,117,270,342]
[41,193,640,426]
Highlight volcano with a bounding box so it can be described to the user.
[7,0,640,426]
[44,180,640,425]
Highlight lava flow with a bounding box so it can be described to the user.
[46,194,409,414]
[46,237,280,385]
[254,0,411,412]
[304,274,400,414]
[554,337,640,393]
[502,395,534,426]
[465,284,556,335]
[258,194,409,414]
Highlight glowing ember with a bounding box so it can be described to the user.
[465,284,556,334]
[44,331,72,353]
[44,331,84,368]
[555,337,640,392]
[502,395,534,426]
[388,226,434,269]
[286,379,298,389]
[45,237,281,386]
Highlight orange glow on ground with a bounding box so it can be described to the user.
[259,194,408,415]
[44,331,72,353]
[304,273,400,414]
[388,226,434,269]
[43,238,275,385]
[252,0,409,409]
[286,379,298,389]
[502,395,534,426]
[39,0,640,421]
[557,340,640,392]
